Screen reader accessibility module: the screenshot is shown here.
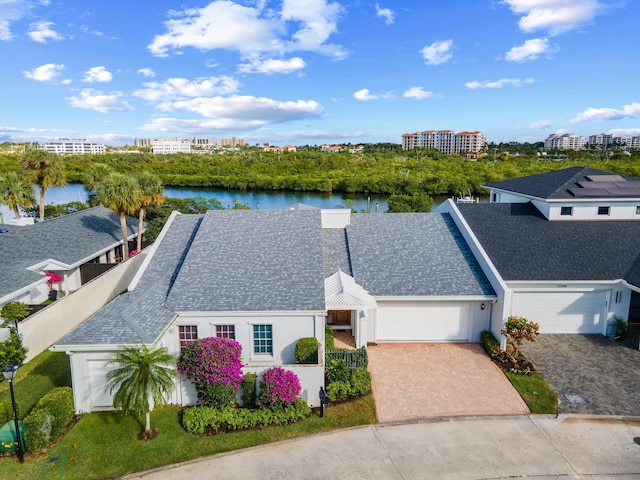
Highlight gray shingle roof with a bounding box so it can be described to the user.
[484,167,640,200]
[457,202,640,285]
[347,213,495,297]
[0,206,139,302]
[56,209,497,347]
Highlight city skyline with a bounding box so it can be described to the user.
[1,0,639,147]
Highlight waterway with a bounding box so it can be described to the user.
[0,183,396,222]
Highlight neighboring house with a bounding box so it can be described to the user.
[438,167,640,340]
[0,206,140,308]
[53,206,495,412]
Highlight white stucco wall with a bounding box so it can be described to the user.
[547,201,640,221]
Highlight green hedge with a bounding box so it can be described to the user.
[241,373,257,408]
[0,400,12,425]
[23,386,74,452]
[480,330,502,359]
[326,368,372,402]
[294,337,319,364]
[182,399,311,434]
[325,325,335,351]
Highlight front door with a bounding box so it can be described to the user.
[328,310,351,326]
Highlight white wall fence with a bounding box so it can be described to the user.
[18,252,147,362]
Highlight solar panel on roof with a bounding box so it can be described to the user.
[568,187,612,197]
[585,175,626,182]
[577,181,618,189]
[604,188,640,197]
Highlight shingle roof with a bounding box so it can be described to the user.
[347,213,495,297]
[484,167,640,200]
[457,202,640,285]
[56,209,497,347]
[0,206,139,302]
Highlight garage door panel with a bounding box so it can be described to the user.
[512,291,605,334]
[87,360,116,409]
[377,303,470,341]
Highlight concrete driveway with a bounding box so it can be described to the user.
[367,343,529,423]
[520,334,640,416]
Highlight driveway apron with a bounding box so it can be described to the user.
[520,334,640,416]
[367,343,529,423]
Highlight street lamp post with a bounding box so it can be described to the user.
[2,364,24,464]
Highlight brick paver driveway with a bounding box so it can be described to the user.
[367,343,529,423]
[520,334,640,416]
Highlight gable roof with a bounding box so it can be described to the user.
[457,202,640,286]
[0,206,139,303]
[484,167,640,200]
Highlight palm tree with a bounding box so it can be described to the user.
[96,172,141,259]
[83,163,113,205]
[22,149,66,222]
[136,171,165,252]
[105,345,177,436]
[0,171,36,219]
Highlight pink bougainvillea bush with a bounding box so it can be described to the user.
[258,367,302,410]
[177,337,243,408]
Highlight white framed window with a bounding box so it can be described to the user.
[216,324,235,339]
[178,325,198,350]
[635,205,640,215]
[597,206,610,216]
[560,206,573,216]
[252,324,273,355]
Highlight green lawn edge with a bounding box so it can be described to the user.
[505,371,558,414]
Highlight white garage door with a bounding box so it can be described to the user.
[511,291,606,334]
[376,302,471,341]
[87,360,116,410]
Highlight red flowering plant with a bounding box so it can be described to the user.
[257,367,302,410]
[500,315,539,359]
[177,337,243,408]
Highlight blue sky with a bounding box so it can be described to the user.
[0,0,638,146]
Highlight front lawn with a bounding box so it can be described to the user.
[0,395,377,479]
[505,371,558,414]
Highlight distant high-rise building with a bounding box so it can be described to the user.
[544,134,586,150]
[134,138,152,147]
[217,137,245,147]
[401,130,485,154]
[38,138,105,155]
[192,137,214,146]
[151,138,191,154]
[588,134,613,149]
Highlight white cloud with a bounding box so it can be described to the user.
[465,77,535,89]
[353,88,392,101]
[402,86,433,99]
[28,21,64,43]
[505,38,557,62]
[238,56,306,74]
[570,102,640,124]
[608,128,640,136]
[502,0,609,36]
[274,129,365,140]
[137,68,156,77]
[375,4,394,25]
[140,117,266,133]
[133,76,240,102]
[0,20,12,41]
[529,120,551,129]
[68,89,134,113]
[0,0,39,41]
[420,40,453,65]
[148,0,346,63]
[82,66,113,83]
[23,63,65,81]
[159,95,323,123]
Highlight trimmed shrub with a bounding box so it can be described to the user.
[326,358,350,384]
[177,337,243,408]
[258,367,302,410]
[241,373,257,408]
[0,400,13,426]
[325,324,335,351]
[480,330,501,359]
[23,409,52,453]
[182,399,312,434]
[0,328,28,368]
[326,381,351,402]
[33,387,74,440]
[294,337,319,364]
[349,369,372,396]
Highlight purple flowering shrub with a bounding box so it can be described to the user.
[177,337,243,408]
[258,367,302,410]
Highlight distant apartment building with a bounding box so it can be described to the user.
[544,133,586,150]
[401,130,486,155]
[192,137,214,147]
[151,138,191,154]
[134,138,152,148]
[613,135,640,150]
[38,139,105,155]
[588,134,613,149]
[217,137,245,147]
[263,144,297,152]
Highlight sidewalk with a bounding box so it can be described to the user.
[122,415,640,480]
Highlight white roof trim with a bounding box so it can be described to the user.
[325,270,377,309]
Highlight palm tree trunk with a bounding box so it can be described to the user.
[12,205,21,219]
[137,207,146,252]
[39,185,45,222]
[145,410,151,433]
[119,211,130,259]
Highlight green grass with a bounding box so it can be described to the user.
[0,395,377,479]
[0,350,72,417]
[505,371,558,414]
